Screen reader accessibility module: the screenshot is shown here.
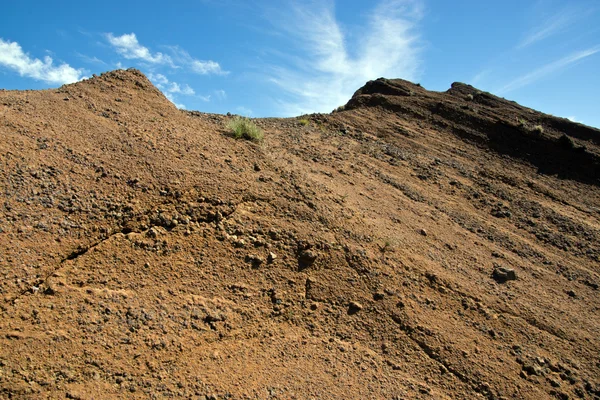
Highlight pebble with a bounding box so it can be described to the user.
[492,266,517,283]
[373,292,385,301]
[420,229,428,236]
[246,254,264,268]
[298,249,318,269]
[349,301,363,313]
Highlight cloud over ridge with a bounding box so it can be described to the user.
[0,38,85,84]
[263,0,424,116]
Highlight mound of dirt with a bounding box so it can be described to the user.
[1,69,599,399]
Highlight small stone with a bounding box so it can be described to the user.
[549,378,561,388]
[233,238,246,248]
[492,266,517,283]
[267,252,277,264]
[43,284,56,295]
[420,229,428,236]
[523,363,544,376]
[373,292,385,301]
[253,237,267,247]
[348,301,363,314]
[246,254,264,268]
[298,249,318,270]
[535,357,546,365]
[520,370,528,379]
[269,229,281,241]
[566,290,576,298]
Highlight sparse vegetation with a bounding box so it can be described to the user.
[379,238,397,254]
[558,133,575,149]
[466,94,474,101]
[226,116,264,142]
[299,118,310,126]
[532,125,544,134]
[334,105,346,113]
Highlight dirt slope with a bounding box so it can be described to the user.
[0,69,599,399]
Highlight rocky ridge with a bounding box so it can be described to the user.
[0,69,598,399]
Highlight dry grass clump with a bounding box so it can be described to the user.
[227,117,264,142]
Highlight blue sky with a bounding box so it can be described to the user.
[1,0,599,127]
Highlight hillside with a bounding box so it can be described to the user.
[1,69,599,399]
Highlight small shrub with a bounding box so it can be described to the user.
[379,238,397,254]
[299,118,310,126]
[532,125,544,134]
[227,117,264,142]
[465,94,474,101]
[334,105,345,113]
[558,134,575,149]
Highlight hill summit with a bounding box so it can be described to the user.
[1,69,599,399]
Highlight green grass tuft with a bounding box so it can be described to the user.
[299,118,310,126]
[227,117,264,142]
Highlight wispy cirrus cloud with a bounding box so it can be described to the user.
[236,106,253,116]
[498,46,600,94]
[75,52,106,65]
[262,0,424,116]
[214,89,227,100]
[517,6,590,49]
[0,38,85,84]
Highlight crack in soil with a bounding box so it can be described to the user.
[5,198,249,306]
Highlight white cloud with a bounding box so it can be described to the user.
[147,72,169,87]
[106,33,172,65]
[262,0,423,116]
[518,7,586,49]
[236,106,253,116]
[214,89,227,100]
[0,38,85,84]
[498,46,600,94]
[190,59,225,75]
[164,92,186,109]
[105,34,227,76]
[168,46,228,75]
[567,116,584,124]
[167,82,195,95]
[147,72,202,107]
[147,73,195,96]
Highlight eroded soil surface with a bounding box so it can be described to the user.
[1,69,599,399]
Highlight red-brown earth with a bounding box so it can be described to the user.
[0,69,599,399]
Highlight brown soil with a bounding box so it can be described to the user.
[1,69,599,399]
